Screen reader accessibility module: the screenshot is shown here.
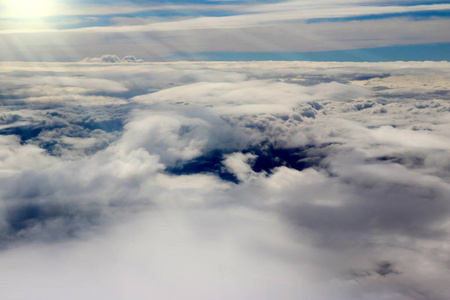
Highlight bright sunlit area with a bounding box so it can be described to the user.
[2,0,56,18]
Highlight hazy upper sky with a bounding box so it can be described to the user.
[0,0,449,61]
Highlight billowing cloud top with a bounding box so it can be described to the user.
[82,54,144,63]
[0,60,450,299]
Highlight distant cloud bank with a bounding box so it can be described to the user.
[82,54,144,63]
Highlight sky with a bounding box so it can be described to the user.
[0,0,449,61]
[1,1,450,300]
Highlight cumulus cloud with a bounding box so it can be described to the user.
[82,54,144,63]
[0,60,450,300]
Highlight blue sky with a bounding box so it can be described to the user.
[172,43,450,61]
[0,0,449,61]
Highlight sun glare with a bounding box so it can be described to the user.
[5,0,56,18]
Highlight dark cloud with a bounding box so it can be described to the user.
[376,262,400,277]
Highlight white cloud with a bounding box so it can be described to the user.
[223,152,260,182]
[0,61,450,299]
[0,0,449,62]
[0,2,246,19]
[133,80,370,114]
[82,54,144,63]
[6,1,449,34]
[1,18,449,61]
[119,106,249,165]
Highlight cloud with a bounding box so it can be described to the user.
[0,60,450,299]
[133,80,370,115]
[0,1,248,20]
[82,54,144,63]
[7,1,449,33]
[118,105,250,165]
[1,1,449,62]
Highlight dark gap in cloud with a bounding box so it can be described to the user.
[372,86,391,91]
[166,144,331,183]
[0,116,123,144]
[244,145,328,174]
[376,89,449,100]
[91,89,152,100]
[7,204,55,233]
[345,73,391,81]
[1,198,103,249]
[0,94,29,101]
[80,118,123,132]
[0,168,121,248]
[349,261,400,280]
[376,261,401,276]
[0,113,22,124]
[349,269,373,280]
[0,104,136,156]
[0,125,46,143]
[375,154,426,169]
[429,90,449,97]
[166,150,240,183]
[354,101,375,111]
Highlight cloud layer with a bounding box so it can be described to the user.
[0,60,450,299]
[0,0,449,61]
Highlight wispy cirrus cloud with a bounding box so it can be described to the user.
[3,1,449,33]
[0,0,448,62]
